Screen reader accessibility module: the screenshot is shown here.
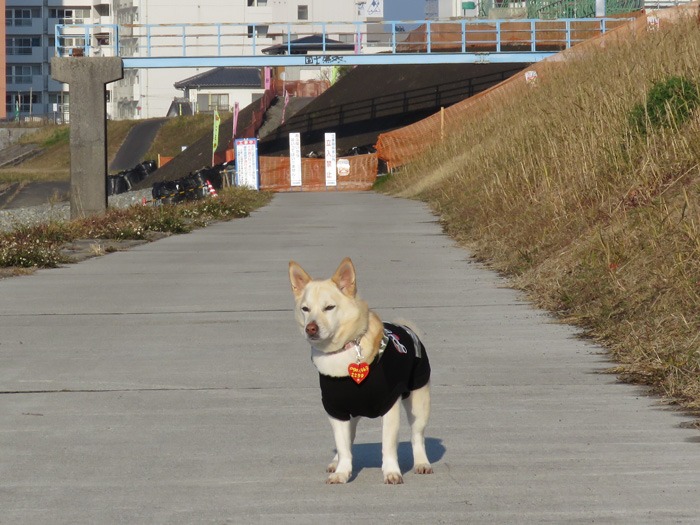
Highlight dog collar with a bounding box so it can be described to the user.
[341,333,390,358]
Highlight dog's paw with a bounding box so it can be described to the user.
[326,461,338,473]
[383,472,404,485]
[326,471,351,484]
[414,463,434,475]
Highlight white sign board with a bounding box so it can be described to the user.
[337,158,350,177]
[325,133,337,187]
[235,138,259,190]
[289,132,302,187]
[524,70,538,85]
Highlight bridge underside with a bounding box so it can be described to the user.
[123,52,551,68]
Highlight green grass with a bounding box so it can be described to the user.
[145,113,226,160]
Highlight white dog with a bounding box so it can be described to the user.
[289,257,432,484]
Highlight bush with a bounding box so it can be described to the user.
[629,75,700,134]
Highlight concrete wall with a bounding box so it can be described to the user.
[0,128,37,150]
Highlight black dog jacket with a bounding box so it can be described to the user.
[319,323,431,421]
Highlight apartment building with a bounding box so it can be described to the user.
[0,0,5,120]
[4,0,123,122]
[5,0,382,122]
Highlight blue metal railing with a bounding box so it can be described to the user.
[54,18,634,67]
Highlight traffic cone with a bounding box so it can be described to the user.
[206,180,218,198]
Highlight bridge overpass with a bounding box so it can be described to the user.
[55,17,634,67]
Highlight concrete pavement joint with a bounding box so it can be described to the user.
[0,386,311,395]
[0,303,526,318]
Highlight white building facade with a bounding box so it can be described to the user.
[6,0,383,121]
[136,0,382,118]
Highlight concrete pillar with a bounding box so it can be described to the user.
[50,57,123,219]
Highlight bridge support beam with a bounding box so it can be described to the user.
[50,57,123,219]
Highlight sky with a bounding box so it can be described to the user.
[383,0,426,21]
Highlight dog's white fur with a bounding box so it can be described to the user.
[289,257,432,484]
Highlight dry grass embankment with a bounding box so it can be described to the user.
[0,120,137,183]
[145,112,227,160]
[381,15,700,410]
[0,114,217,185]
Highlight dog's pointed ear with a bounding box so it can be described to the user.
[289,261,312,298]
[331,257,357,298]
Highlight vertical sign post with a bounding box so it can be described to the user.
[235,138,259,190]
[289,132,302,187]
[212,109,220,166]
[325,132,337,188]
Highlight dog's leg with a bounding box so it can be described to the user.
[326,417,354,484]
[327,417,359,474]
[381,399,403,484]
[403,382,433,474]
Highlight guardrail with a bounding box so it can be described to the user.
[55,18,634,67]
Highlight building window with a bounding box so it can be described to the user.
[6,92,41,115]
[53,36,86,55]
[49,8,91,24]
[247,25,268,38]
[197,93,229,112]
[6,8,39,26]
[49,93,70,106]
[6,65,41,85]
[298,5,309,20]
[6,37,41,55]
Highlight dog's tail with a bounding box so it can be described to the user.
[391,318,424,341]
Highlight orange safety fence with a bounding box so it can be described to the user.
[375,10,660,171]
[259,154,378,192]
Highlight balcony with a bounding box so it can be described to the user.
[7,76,45,93]
[6,47,45,63]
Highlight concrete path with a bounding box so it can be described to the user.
[109,118,167,173]
[1,192,699,524]
[0,181,70,210]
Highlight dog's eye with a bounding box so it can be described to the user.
[324,305,336,311]
[301,306,310,312]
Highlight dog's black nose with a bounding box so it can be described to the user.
[305,321,319,337]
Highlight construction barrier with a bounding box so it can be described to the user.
[107,160,157,196]
[259,154,378,192]
[149,165,227,205]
